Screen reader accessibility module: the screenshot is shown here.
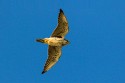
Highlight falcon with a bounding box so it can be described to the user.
[36,9,69,74]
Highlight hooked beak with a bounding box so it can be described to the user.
[36,39,44,43]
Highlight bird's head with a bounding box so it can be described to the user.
[62,39,70,46]
[65,39,70,45]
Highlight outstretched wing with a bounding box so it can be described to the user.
[42,46,62,74]
[51,9,69,38]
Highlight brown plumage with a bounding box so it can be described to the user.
[36,9,69,74]
[42,46,62,74]
[51,9,69,38]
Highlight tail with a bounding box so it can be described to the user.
[36,39,44,43]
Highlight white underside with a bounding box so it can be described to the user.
[45,37,66,46]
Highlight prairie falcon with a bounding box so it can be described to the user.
[36,9,69,74]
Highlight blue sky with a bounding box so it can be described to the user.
[0,0,125,83]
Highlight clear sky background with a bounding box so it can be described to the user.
[0,0,125,83]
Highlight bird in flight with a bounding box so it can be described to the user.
[36,9,69,74]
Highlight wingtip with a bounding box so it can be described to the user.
[60,9,63,13]
[41,71,46,74]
